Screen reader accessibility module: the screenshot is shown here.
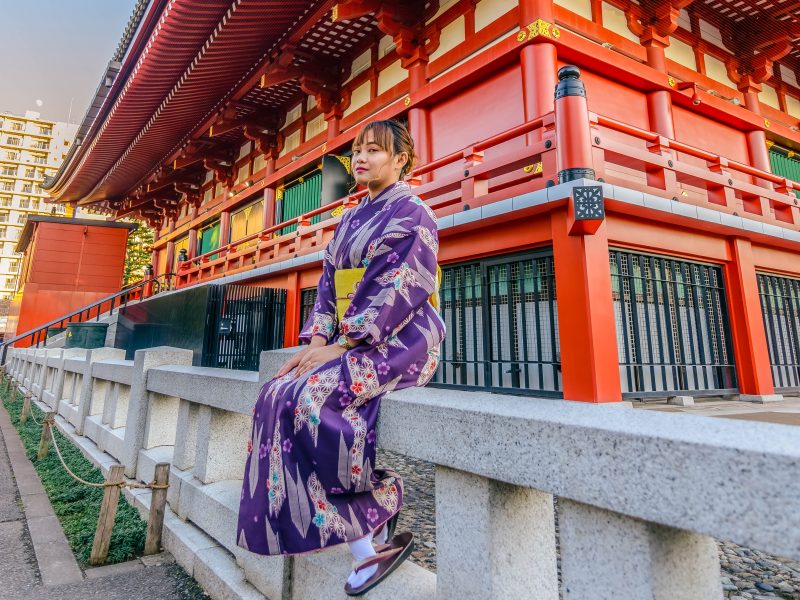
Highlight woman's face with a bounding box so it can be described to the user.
[352,131,407,190]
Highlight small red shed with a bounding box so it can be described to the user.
[4,216,137,345]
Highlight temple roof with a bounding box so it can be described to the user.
[44,0,333,209]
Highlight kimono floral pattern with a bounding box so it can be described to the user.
[238,181,445,555]
[267,421,285,517]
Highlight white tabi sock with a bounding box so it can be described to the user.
[347,533,378,589]
[374,522,389,545]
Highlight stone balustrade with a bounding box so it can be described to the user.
[4,345,800,600]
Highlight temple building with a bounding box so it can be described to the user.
[40,0,800,403]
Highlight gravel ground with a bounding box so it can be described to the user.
[378,450,800,599]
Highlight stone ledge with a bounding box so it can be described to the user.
[377,387,800,560]
[147,365,258,415]
[91,359,134,386]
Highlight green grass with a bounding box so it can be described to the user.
[1,384,147,567]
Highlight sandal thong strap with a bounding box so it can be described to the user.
[353,547,402,574]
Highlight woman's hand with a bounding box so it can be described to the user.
[292,344,347,379]
[276,336,327,378]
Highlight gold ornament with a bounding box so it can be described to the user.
[517,19,560,43]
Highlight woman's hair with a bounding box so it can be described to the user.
[353,119,416,178]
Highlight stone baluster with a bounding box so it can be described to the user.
[436,467,559,600]
[121,347,193,478]
[558,499,722,599]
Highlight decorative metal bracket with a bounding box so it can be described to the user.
[568,185,605,235]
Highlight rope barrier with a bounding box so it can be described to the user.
[45,418,167,490]
[3,366,169,493]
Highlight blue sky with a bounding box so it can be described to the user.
[0,0,139,123]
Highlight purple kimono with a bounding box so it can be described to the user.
[237,181,445,555]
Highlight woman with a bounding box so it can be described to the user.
[237,119,445,596]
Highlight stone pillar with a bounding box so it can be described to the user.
[120,347,193,477]
[436,467,559,600]
[75,347,125,435]
[723,238,781,402]
[46,348,86,411]
[192,405,250,483]
[558,499,722,599]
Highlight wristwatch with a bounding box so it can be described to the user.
[336,334,354,350]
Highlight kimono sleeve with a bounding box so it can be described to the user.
[298,248,338,344]
[339,200,439,346]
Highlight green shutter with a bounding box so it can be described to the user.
[199,221,220,256]
[280,170,322,234]
[769,148,800,199]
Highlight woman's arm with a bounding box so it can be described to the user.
[298,248,338,345]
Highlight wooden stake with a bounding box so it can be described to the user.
[37,412,54,459]
[90,464,125,566]
[20,395,31,423]
[144,463,170,555]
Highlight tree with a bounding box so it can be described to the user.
[122,221,154,285]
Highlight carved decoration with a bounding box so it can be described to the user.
[516,19,562,43]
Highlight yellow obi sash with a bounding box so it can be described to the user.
[334,265,442,322]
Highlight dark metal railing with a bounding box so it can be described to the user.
[0,273,174,364]
[299,287,317,336]
[610,250,737,397]
[757,273,800,390]
[432,251,561,396]
[202,285,286,371]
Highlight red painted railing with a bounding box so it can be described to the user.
[593,114,800,224]
[175,115,554,287]
[175,105,800,288]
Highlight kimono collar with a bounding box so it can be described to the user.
[365,180,410,204]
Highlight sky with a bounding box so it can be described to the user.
[0,0,139,124]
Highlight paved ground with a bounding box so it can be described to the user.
[0,412,207,600]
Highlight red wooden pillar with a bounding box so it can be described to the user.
[187,229,198,259]
[164,218,176,274]
[262,158,276,230]
[519,0,557,142]
[551,210,621,402]
[643,43,675,137]
[723,238,779,400]
[642,39,678,193]
[742,89,773,184]
[283,271,301,347]
[187,206,198,258]
[219,210,231,247]
[407,60,430,180]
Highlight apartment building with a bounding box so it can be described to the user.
[0,110,77,331]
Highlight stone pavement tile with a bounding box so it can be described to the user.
[33,540,84,587]
[26,515,67,545]
[20,492,53,519]
[0,520,40,595]
[84,560,144,580]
